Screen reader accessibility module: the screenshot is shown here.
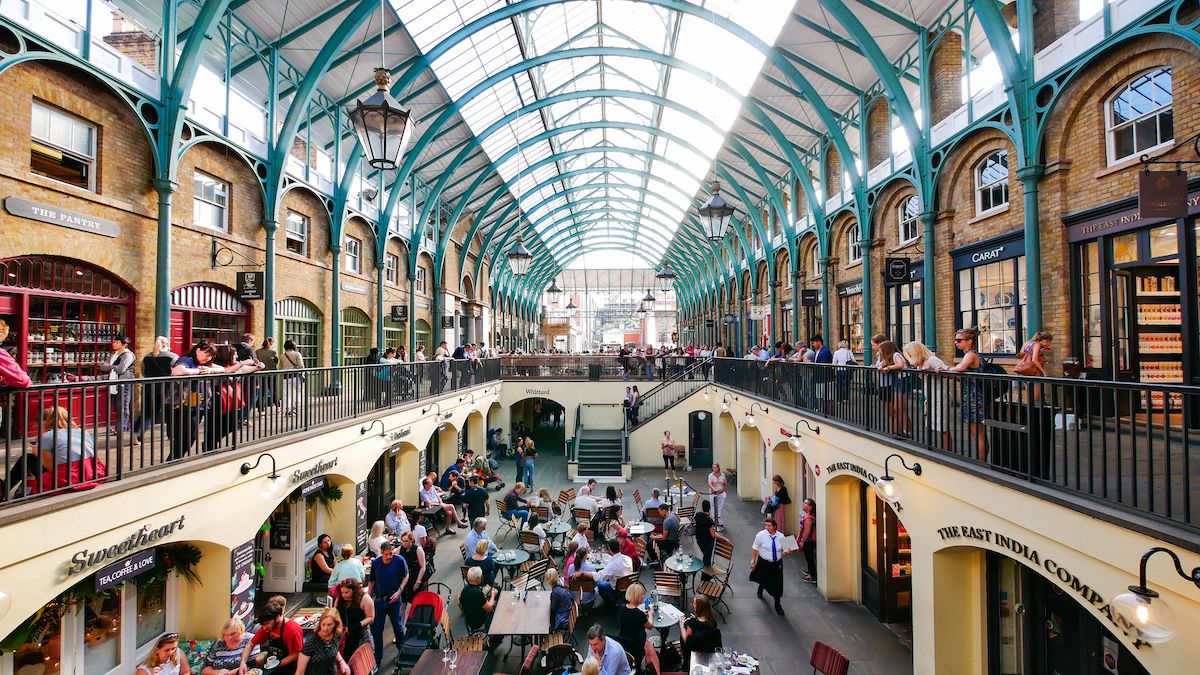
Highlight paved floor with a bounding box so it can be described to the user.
[380,422,914,674]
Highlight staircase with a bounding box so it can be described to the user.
[626,360,709,433]
[575,429,625,480]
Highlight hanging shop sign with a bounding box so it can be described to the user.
[936,525,1147,646]
[390,305,408,321]
[441,316,455,329]
[704,319,715,328]
[722,313,739,324]
[837,280,863,298]
[300,476,326,498]
[94,547,156,591]
[67,516,186,577]
[800,289,820,306]
[749,305,770,320]
[1066,188,1200,242]
[1138,170,1189,219]
[291,457,339,485]
[355,481,369,553]
[236,271,265,300]
[230,540,256,625]
[4,196,119,237]
[884,258,911,283]
[951,232,1025,270]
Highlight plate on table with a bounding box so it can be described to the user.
[265,657,280,669]
[247,669,263,675]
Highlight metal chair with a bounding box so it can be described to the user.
[509,573,541,592]
[540,643,582,675]
[493,644,539,675]
[568,575,596,612]
[453,634,486,652]
[519,530,544,556]
[532,504,550,520]
[701,540,734,579]
[810,641,850,675]
[496,500,517,538]
[652,571,684,606]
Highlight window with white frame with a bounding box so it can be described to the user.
[1107,67,1173,164]
[847,224,862,265]
[975,150,1009,215]
[416,266,427,293]
[193,170,229,231]
[344,235,362,274]
[812,247,821,278]
[30,101,97,191]
[385,253,399,285]
[898,195,920,244]
[286,211,308,256]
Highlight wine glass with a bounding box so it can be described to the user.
[442,641,451,663]
[448,648,459,671]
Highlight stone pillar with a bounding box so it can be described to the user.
[1018,165,1045,332]
[263,218,278,339]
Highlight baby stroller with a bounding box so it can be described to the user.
[396,590,447,672]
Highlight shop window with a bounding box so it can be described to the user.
[13,610,62,673]
[385,253,399,285]
[811,247,820,278]
[1107,68,1173,164]
[898,195,919,244]
[345,235,362,274]
[135,576,167,648]
[193,170,229,231]
[384,316,406,351]
[957,256,1026,355]
[839,293,864,353]
[847,225,862,266]
[1079,241,1103,368]
[975,150,1009,215]
[340,307,371,364]
[416,266,427,294]
[83,592,122,674]
[1148,223,1178,259]
[286,211,309,256]
[276,297,321,366]
[30,101,96,191]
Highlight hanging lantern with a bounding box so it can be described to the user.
[347,69,416,171]
[699,180,736,241]
[656,263,677,293]
[565,299,577,316]
[546,278,563,304]
[507,236,532,276]
[642,289,656,312]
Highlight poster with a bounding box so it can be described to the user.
[230,540,256,625]
[355,481,369,553]
[269,503,291,550]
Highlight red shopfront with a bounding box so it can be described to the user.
[169,282,251,354]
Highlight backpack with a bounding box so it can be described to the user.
[977,357,1012,400]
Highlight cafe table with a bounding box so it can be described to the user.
[489,590,552,659]
[410,647,488,675]
[546,519,572,553]
[648,601,684,654]
[664,553,704,605]
[494,548,531,586]
[626,521,654,537]
[691,650,761,674]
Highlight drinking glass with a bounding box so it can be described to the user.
[448,649,459,671]
[442,642,450,663]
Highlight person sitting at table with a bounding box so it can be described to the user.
[571,522,590,551]
[464,518,498,557]
[440,457,468,490]
[467,539,498,587]
[530,487,553,508]
[649,505,680,565]
[643,488,663,513]
[574,488,599,520]
[603,486,623,518]
[521,512,547,554]
[579,478,598,497]
[333,579,374,665]
[421,477,467,533]
[504,482,530,523]
[460,566,498,634]
[564,544,597,606]
[679,596,722,668]
[201,617,256,674]
[385,500,410,535]
[327,544,365,593]
[309,534,335,590]
[580,657,600,675]
[295,608,350,675]
[240,601,303,675]
[614,529,640,571]
[546,567,574,631]
[367,521,388,557]
[137,632,192,675]
[573,540,633,608]
[616,583,652,665]
[585,624,631,675]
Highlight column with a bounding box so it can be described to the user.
[860,238,875,363]
[820,256,832,343]
[151,178,177,337]
[330,245,342,366]
[263,218,278,338]
[1018,165,1045,333]
[920,210,938,346]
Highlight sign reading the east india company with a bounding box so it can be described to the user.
[1138,170,1188,219]
[5,196,119,237]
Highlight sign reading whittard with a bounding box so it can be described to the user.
[94,548,156,591]
[936,525,1147,646]
[291,457,338,484]
[67,516,186,577]
[5,196,119,237]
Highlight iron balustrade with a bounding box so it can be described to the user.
[500,355,697,380]
[712,358,1199,534]
[0,358,499,506]
[624,359,710,434]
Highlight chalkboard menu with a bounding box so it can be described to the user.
[355,481,368,553]
[269,503,291,550]
[230,540,256,626]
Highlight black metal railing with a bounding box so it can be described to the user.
[500,355,698,380]
[0,358,499,506]
[713,358,1199,533]
[625,360,709,433]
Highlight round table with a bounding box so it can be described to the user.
[546,520,572,553]
[626,521,654,537]
[494,548,531,587]
[587,551,612,569]
[648,602,684,657]
[664,553,704,605]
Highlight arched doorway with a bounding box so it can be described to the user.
[861,481,911,623]
[275,297,322,366]
[716,411,737,470]
[415,318,432,352]
[736,424,764,501]
[339,306,371,364]
[170,282,250,354]
[688,411,714,468]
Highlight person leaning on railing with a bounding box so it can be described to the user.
[903,341,952,449]
[279,339,305,416]
[948,327,988,461]
[166,341,223,461]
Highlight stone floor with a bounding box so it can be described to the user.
[379,422,914,674]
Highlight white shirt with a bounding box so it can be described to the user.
[575,494,599,517]
[752,529,785,563]
[707,472,726,494]
[832,348,855,366]
[595,552,633,582]
[571,532,589,550]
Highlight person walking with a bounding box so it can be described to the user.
[749,517,790,615]
[798,498,818,584]
[99,336,136,434]
[694,499,729,576]
[1016,331,1053,401]
[762,475,792,534]
[661,430,678,480]
[707,463,727,528]
[367,541,409,668]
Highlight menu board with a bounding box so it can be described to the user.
[269,503,291,550]
[355,481,368,553]
[230,540,256,625]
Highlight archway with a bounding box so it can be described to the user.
[716,411,737,471]
[508,397,567,468]
[465,410,486,456]
[687,410,714,468]
[770,441,798,534]
[735,423,764,501]
[258,471,358,594]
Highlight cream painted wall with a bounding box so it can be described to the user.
[497,380,639,433]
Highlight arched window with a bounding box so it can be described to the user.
[847,224,862,265]
[975,150,1009,215]
[898,195,920,244]
[1107,67,1173,164]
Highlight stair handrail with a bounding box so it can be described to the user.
[624,359,711,434]
[571,402,582,463]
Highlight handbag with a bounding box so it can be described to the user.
[219,381,244,412]
[1014,347,1039,376]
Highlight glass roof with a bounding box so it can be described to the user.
[390,0,793,269]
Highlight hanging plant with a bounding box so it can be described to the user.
[289,483,344,515]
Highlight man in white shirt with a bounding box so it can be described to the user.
[574,490,599,519]
[750,517,791,615]
[385,500,410,535]
[832,340,856,366]
[707,464,728,529]
[588,540,633,606]
[464,518,497,556]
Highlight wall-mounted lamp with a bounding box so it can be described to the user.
[780,419,820,450]
[459,393,478,410]
[873,453,922,508]
[422,403,450,431]
[745,403,768,427]
[1111,547,1200,644]
[703,384,717,403]
[240,453,286,501]
[360,419,386,436]
[421,403,441,416]
[721,393,738,412]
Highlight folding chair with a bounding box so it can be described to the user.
[633,537,648,570]
[540,643,582,675]
[519,530,544,557]
[572,507,592,524]
[532,504,550,520]
[568,576,596,613]
[632,489,644,515]
[453,634,486,652]
[494,644,539,675]
[614,572,640,595]
[652,571,684,607]
[496,500,517,537]
[509,573,541,592]
[697,571,732,623]
[459,565,472,583]
[676,505,696,528]
[702,540,734,579]
[810,641,850,675]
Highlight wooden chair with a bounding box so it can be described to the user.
[583,527,596,550]
[551,501,564,518]
[614,572,640,594]
[643,641,686,675]
[676,505,696,527]
[633,538,648,569]
[525,557,550,581]
[632,489,644,515]
[496,500,517,537]
[702,540,734,579]
[494,644,539,675]
[568,575,596,612]
[519,530,544,556]
[509,573,541,592]
[453,634,486,652]
[810,641,850,675]
[458,542,468,560]
[532,504,550,520]
[652,571,684,606]
[697,576,730,623]
[572,507,592,524]
[459,565,472,583]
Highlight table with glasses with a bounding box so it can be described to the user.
[664,552,704,605]
[493,548,531,586]
[692,649,761,674]
[411,647,487,675]
[489,589,552,659]
[648,601,684,655]
[586,550,612,569]
[546,519,572,553]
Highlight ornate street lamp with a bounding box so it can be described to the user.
[565,299,577,316]
[507,236,531,276]
[636,301,647,315]
[642,289,656,312]
[699,180,736,241]
[656,263,677,293]
[546,278,563,304]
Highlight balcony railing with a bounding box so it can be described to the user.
[0,358,499,507]
[501,355,698,380]
[713,358,1199,535]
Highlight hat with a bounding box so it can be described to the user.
[617,529,629,537]
[380,541,396,551]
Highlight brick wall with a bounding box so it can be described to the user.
[866,98,891,169]
[101,33,157,70]
[929,30,963,126]
[867,178,921,343]
[824,147,842,196]
[1032,0,1079,53]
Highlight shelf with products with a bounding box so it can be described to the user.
[1135,303,1181,325]
[1137,333,1183,356]
[1135,273,1179,295]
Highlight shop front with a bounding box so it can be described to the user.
[261,465,338,594]
[837,280,864,354]
[860,484,912,624]
[951,233,1027,357]
[799,288,822,345]
[169,282,250,354]
[1066,194,1197,411]
[884,260,923,346]
[274,297,322,367]
[340,307,371,364]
